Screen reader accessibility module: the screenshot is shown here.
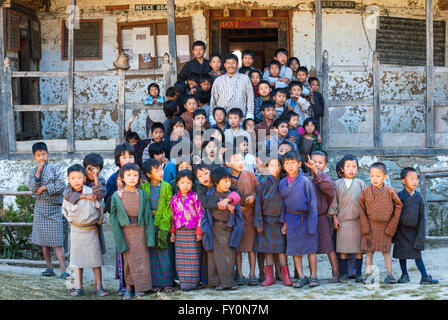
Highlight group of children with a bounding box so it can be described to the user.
[25,41,438,299]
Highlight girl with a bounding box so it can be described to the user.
[162,100,180,136]
[181,95,199,132]
[248,69,262,97]
[141,159,174,292]
[209,53,224,80]
[163,116,188,159]
[109,163,155,300]
[201,139,223,169]
[287,57,300,82]
[170,170,203,290]
[144,83,165,106]
[298,118,322,174]
[169,157,195,194]
[243,118,257,156]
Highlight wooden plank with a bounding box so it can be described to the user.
[328,99,372,106]
[74,70,116,77]
[0,222,33,227]
[372,52,381,148]
[420,166,448,173]
[0,258,66,268]
[66,0,76,153]
[166,0,178,85]
[435,66,448,73]
[117,69,125,145]
[0,190,32,196]
[380,65,426,72]
[328,66,369,73]
[381,99,426,105]
[426,0,435,148]
[12,71,68,77]
[322,50,329,149]
[0,6,8,155]
[4,58,16,153]
[14,104,66,111]
[315,0,323,79]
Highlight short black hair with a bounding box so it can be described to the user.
[281,151,301,164]
[228,108,243,119]
[308,77,319,85]
[340,154,359,168]
[193,108,207,119]
[248,69,262,80]
[370,162,388,175]
[151,122,165,133]
[267,60,281,70]
[274,117,289,128]
[243,118,255,130]
[204,127,225,147]
[279,140,295,150]
[67,164,85,177]
[83,153,104,170]
[274,48,289,57]
[242,49,255,59]
[273,87,288,96]
[148,83,160,93]
[199,74,212,83]
[196,89,210,104]
[174,81,187,95]
[289,81,303,90]
[401,167,418,180]
[209,53,222,63]
[142,159,161,176]
[176,157,193,171]
[119,163,141,185]
[210,166,232,186]
[114,143,135,167]
[187,74,199,83]
[297,66,309,75]
[192,40,206,49]
[287,57,300,68]
[166,86,176,98]
[311,150,328,163]
[176,169,195,186]
[32,142,48,154]
[258,80,270,88]
[126,131,141,142]
[223,53,238,64]
[148,142,165,158]
[239,66,252,74]
[171,116,186,129]
[284,111,299,123]
[183,94,198,106]
[303,117,318,129]
[336,159,344,178]
[201,138,218,151]
[261,100,275,111]
[194,163,211,176]
[213,107,226,117]
[163,100,179,119]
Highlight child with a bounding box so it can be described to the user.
[328,155,366,282]
[196,89,211,118]
[62,164,106,297]
[285,81,310,126]
[308,77,325,131]
[209,53,224,80]
[272,88,288,119]
[170,170,203,290]
[110,163,155,300]
[287,57,300,81]
[239,67,252,75]
[201,139,223,168]
[125,115,152,168]
[254,157,290,286]
[200,167,244,290]
[169,158,194,194]
[142,122,166,163]
[160,100,180,136]
[249,69,262,98]
[211,107,231,131]
[264,60,287,89]
[285,111,322,146]
[296,66,312,100]
[359,162,403,284]
[192,108,211,133]
[241,49,256,70]
[242,118,257,157]
[254,80,273,124]
[144,83,165,106]
[174,81,188,115]
[393,167,438,285]
[298,118,322,174]
[163,116,188,159]
[187,75,199,95]
[262,117,298,157]
[165,86,178,102]
[28,142,68,279]
[255,101,276,144]
[199,74,212,94]
[304,151,340,282]
[236,136,256,174]
[144,143,172,183]
[141,159,174,292]
[224,108,254,156]
[181,95,199,132]
[227,153,258,286]
[263,48,293,88]
[279,151,319,288]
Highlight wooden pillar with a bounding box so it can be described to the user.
[166,0,178,84]
[321,50,329,149]
[315,0,323,80]
[426,0,434,148]
[4,58,15,153]
[373,51,381,148]
[117,68,125,145]
[66,0,76,153]
[0,6,8,154]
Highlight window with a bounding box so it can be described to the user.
[117,18,193,70]
[61,19,103,60]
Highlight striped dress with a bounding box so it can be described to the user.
[328,178,366,253]
[299,136,314,174]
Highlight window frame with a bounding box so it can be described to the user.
[61,19,103,61]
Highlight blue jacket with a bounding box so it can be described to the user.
[200,188,244,252]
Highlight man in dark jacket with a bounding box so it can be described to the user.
[178,40,212,83]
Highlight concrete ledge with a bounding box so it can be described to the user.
[425,236,448,248]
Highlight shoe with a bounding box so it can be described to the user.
[293,277,309,288]
[95,288,109,297]
[363,274,374,285]
[398,274,410,283]
[329,274,340,283]
[309,277,320,288]
[122,290,133,300]
[69,288,84,297]
[339,274,349,283]
[261,265,275,286]
[59,272,71,280]
[41,268,56,277]
[281,265,293,286]
[248,276,260,286]
[420,275,439,285]
[355,274,364,283]
[384,274,397,284]
[234,276,246,286]
[258,273,266,283]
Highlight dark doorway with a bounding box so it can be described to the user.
[220,28,278,70]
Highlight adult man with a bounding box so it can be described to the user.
[178,40,212,82]
[209,53,255,125]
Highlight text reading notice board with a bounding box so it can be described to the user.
[62,19,102,60]
[376,16,446,66]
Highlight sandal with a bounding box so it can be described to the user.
[59,272,71,280]
[122,290,133,300]
[309,277,320,288]
[293,277,309,288]
[41,268,56,277]
[149,287,161,293]
[234,276,247,286]
[163,286,175,293]
[95,288,109,297]
[248,276,260,286]
[70,288,85,297]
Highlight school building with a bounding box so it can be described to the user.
[0,0,447,229]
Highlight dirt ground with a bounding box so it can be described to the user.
[1,246,448,300]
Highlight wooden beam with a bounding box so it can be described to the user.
[166,0,178,85]
[117,69,125,145]
[66,0,76,153]
[372,51,381,148]
[426,0,434,148]
[321,50,329,149]
[315,0,323,79]
[4,58,16,153]
[0,6,7,154]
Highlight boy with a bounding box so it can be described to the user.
[261,118,297,158]
[272,88,288,119]
[142,122,166,163]
[263,48,293,87]
[254,80,273,124]
[241,49,256,70]
[192,108,211,134]
[62,164,107,297]
[264,60,288,89]
[196,89,211,118]
[187,75,199,95]
[28,142,68,279]
[308,77,325,131]
[211,107,231,131]
[125,115,152,168]
[296,66,312,100]
[393,167,438,285]
[285,82,310,126]
[141,159,175,292]
[199,74,212,93]
[226,153,259,286]
[166,86,178,102]
[279,151,319,288]
[200,167,244,290]
[254,101,276,144]
[304,151,340,282]
[236,137,257,173]
[359,162,403,284]
[178,40,212,83]
[224,108,254,156]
